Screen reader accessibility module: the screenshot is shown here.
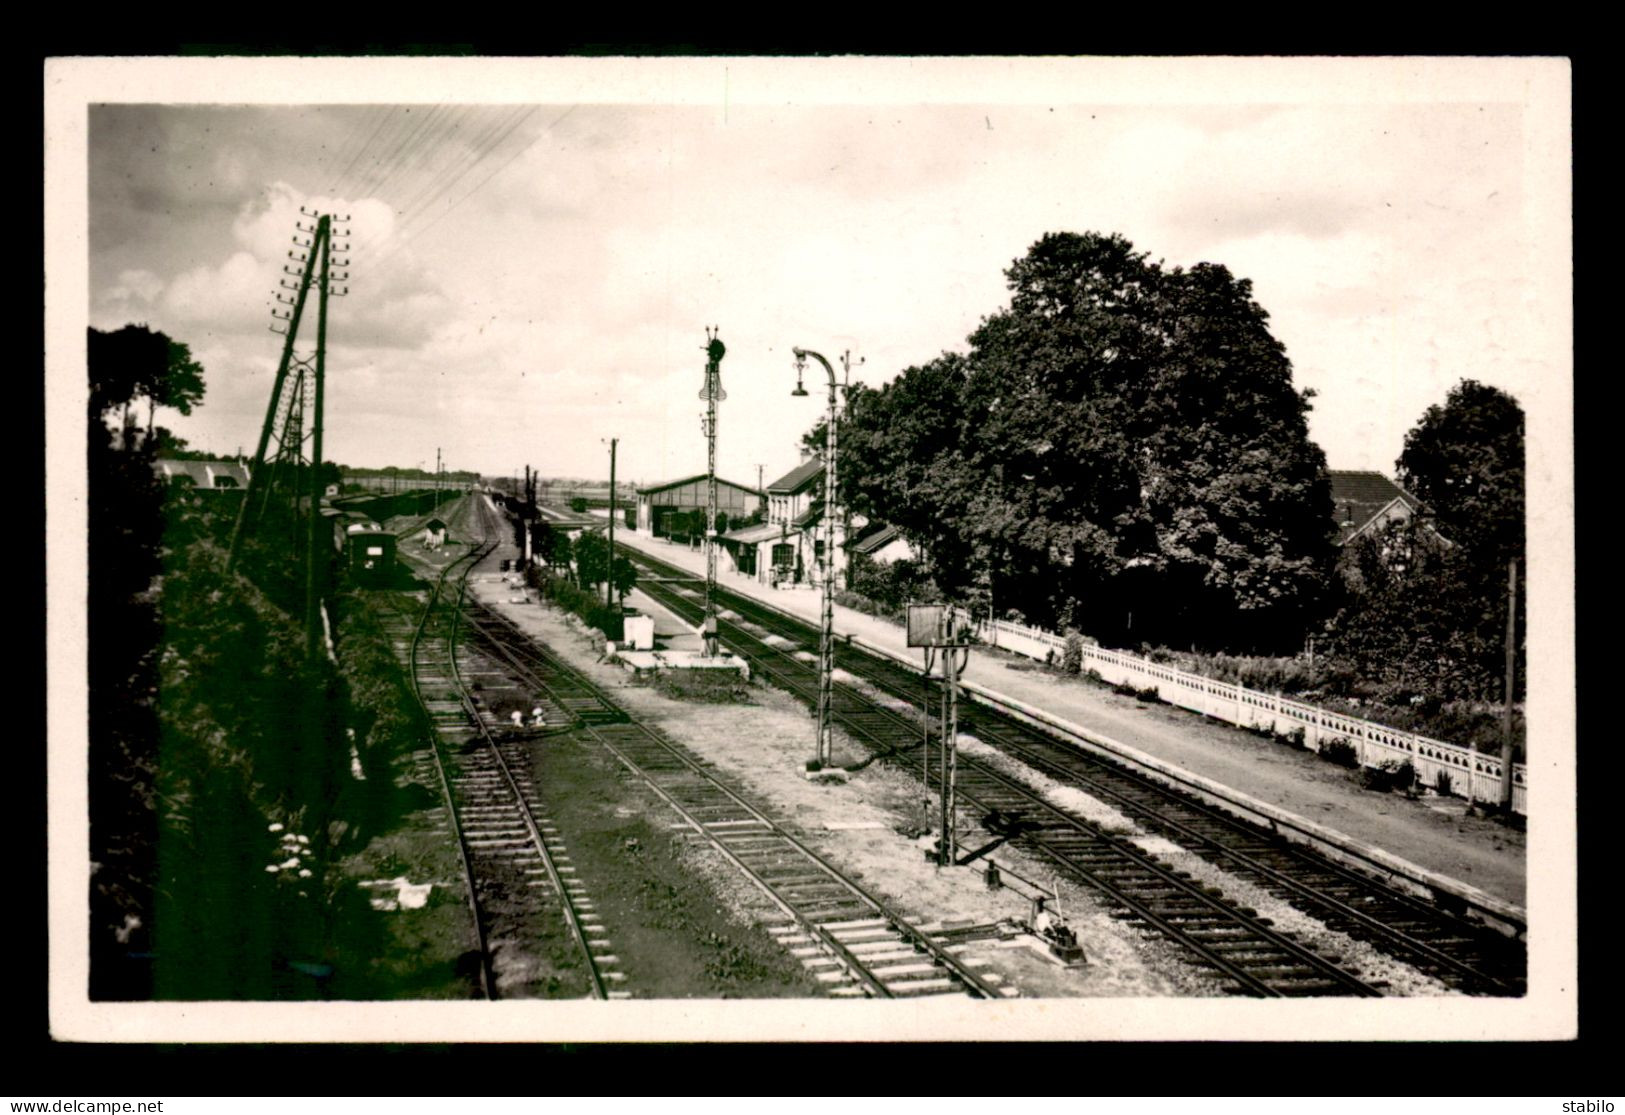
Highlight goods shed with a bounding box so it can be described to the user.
[635,474,762,539]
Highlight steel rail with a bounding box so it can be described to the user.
[399,494,610,999]
[441,550,608,1001]
[620,546,1532,988]
[958,716,1519,995]
[461,603,1008,999]
[404,528,497,999]
[626,558,1385,996]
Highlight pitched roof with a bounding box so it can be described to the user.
[766,457,824,494]
[848,523,903,555]
[1328,470,1423,544]
[636,473,762,497]
[154,458,251,489]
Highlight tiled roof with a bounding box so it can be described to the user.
[766,457,824,494]
[1328,470,1423,545]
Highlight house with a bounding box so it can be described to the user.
[1328,471,1424,545]
[153,458,251,491]
[634,474,762,540]
[1328,470,1451,589]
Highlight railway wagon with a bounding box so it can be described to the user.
[326,509,397,587]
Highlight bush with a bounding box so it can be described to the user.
[1134,685,1161,703]
[1062,631,1084,674]
[1320,737,1359,768]
[1359,759,1415,793]
[537,572,621,638]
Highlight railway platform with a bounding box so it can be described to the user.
[612,529,1527,910]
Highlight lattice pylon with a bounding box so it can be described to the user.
[226,211,334,577]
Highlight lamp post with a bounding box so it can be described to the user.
[792,346,840,769]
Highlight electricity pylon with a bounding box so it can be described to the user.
[225,206,351,658]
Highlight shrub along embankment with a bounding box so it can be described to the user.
[526,564,623,640]
[149,526,449,999]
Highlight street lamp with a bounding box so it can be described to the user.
[792,347,840,769]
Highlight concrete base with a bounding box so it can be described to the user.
[613,648,750,681]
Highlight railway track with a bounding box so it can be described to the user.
[389,496,625,999]
[459,603,1015,999]
[620,546,1526,997]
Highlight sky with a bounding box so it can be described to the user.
[58,57,1571,492]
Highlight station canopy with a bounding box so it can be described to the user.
[720,523,782,545]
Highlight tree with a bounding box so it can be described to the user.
[829,232,1336,651]
[573,531,610,589]
[1325,380,1526,703]
[547,529,574,570]
[570,531,636,598]
[86,323,209,997]
[89,325,207,440]
[1397,380,1524,578]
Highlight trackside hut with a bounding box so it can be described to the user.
[635,474,762,539]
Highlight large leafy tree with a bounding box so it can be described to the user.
[831,232,1335,651]
[1325,380,1525,703]
[1397,379,1525,579]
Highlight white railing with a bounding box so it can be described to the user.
[970,614,1525,814]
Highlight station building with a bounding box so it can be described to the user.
[715,455,920,588]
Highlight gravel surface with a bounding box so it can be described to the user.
[473,580,1223,998]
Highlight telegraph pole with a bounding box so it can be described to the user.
[227,210,325,573]
[302,213,333,660]
[606,436,619,611]
[435,447,442,514]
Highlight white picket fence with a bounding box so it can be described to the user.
[970,614,1526,815]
